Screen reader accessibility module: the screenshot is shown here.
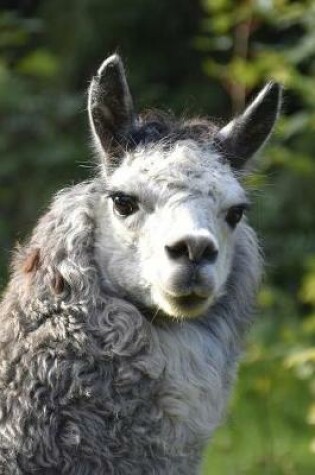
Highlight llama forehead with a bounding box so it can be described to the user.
[109,140,246,205]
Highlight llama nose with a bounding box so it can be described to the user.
[165,234,219,264]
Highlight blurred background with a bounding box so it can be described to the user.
[0,0,314,473]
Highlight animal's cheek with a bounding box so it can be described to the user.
[137,229,164,286]
[214,238,234,288]
[107,213,141,248]
[137,215,163,252]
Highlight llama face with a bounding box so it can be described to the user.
[89,54,281,319]
[95,141,249,318]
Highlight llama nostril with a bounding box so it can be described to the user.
[165,241,190,260]
[203,246,219,263]
[165,235,219,264]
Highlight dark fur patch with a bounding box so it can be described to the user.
[51,271,65,294]
[130,112,218,149]
[110,111,219,158]
[23,249,40,274]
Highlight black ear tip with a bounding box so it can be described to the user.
[264,81,283,104]
[269,81,282,94]
[97,54,124,78]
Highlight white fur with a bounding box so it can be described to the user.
[96,141,248,318]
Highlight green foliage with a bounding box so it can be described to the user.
[203,334,314,474]
[0,9,88,286]
[199,1,315,472]
[0,1,314,473]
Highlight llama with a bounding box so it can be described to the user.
[0,54,281,474]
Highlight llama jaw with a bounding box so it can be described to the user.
[149,264,218,318]
[152,286,214,318]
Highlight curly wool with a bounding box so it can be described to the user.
[0,180,261,474]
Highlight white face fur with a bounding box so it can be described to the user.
[95,140,249,319]
[89,56,280,318]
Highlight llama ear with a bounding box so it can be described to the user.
[215,82,282,169]
[88,54,136,160]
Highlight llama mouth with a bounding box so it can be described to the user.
[153,287,212,318]
[170,293,208,307]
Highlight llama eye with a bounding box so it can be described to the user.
[111,194,139,217]
[225,205,246,228]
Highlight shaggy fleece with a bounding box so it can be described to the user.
[0,180,261,474]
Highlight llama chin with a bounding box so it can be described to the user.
[151,285,214,319]
[0,54,282,474]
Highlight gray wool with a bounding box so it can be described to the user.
[0,55,281,473]
[0,179,261,474]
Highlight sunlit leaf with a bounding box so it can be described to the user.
[17,50,59,78]
[285,349,315,368]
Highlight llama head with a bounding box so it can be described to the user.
[89,54,282,319]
